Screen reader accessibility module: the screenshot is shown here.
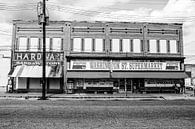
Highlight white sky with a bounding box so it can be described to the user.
[0,0,195,63]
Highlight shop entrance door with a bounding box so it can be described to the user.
[132,79,144,93]
[117,79,133,93]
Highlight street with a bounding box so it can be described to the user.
[0,100,195,129]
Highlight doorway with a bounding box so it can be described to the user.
[132,79,144,93]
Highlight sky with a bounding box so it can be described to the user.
[0,0,195,63]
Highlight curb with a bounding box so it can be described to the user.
[0,95,162,100]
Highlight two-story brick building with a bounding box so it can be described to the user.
[8,20,187,93]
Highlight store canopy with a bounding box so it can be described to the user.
[67,71,188,79]
[67,71,110,78]
[9,65,62,78]
[111,71,188,79]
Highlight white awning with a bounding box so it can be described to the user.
[9,65,62,78]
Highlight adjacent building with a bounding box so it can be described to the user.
[185,64,195,86]
[9,20,187,93]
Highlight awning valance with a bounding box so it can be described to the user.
[66,71,187,79]
[111,71,188,79]
[9,65,62,78]
[67,71,110,78]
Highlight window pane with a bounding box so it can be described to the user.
[170,40,177,53]
[46,38,50,51]
[112,39,120,52]
[53,38,61,51]
[73,38,81,52]
[160,40,167,53]
[122,39,130,52]
[40,38,50,51]
[133,39,141,53]
[95,38,103,52]
[84,38,92,52]
[30,38,39,51]
[19,37,27,51]
[149,40,157,53]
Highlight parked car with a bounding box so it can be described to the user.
[185,85,195,91]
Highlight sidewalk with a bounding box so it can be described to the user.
[0,92,195,100]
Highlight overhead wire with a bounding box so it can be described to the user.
[46,2,195,22]
[0,2,194,22]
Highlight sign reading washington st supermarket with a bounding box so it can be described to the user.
[69,60,181,71]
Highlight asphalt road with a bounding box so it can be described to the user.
[0,100,195,129]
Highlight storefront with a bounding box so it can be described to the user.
[9,52,64,93]
[10,20,186,94]
[67,59,186,93]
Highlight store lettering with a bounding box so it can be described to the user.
[90,61,109,69]
[14,52,64,61]
[71,60,178,71]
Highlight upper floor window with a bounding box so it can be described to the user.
[53,38,62,51]
[72,38,82,52]
[95,38,104,52]
[84,38,92,52]
[41,38,50,51]
[160,40,167,53]
[111,39,120,52]
[30,38,39,51]
[133,39,141,53]
[18,37,27,51]
[170,40,177,53]
[122,39,131,52]
[149,40,157,53]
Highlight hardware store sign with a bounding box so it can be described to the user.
[14,52,64,65]
[70,60,180,71]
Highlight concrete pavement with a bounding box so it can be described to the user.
[0,91,195,100]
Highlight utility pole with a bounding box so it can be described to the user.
[42,0,46,100]
[37,0,48,100]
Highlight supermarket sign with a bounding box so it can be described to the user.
[69,60,180,71]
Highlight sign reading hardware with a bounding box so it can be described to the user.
[13,52,64,65]
[70,60,180,71]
